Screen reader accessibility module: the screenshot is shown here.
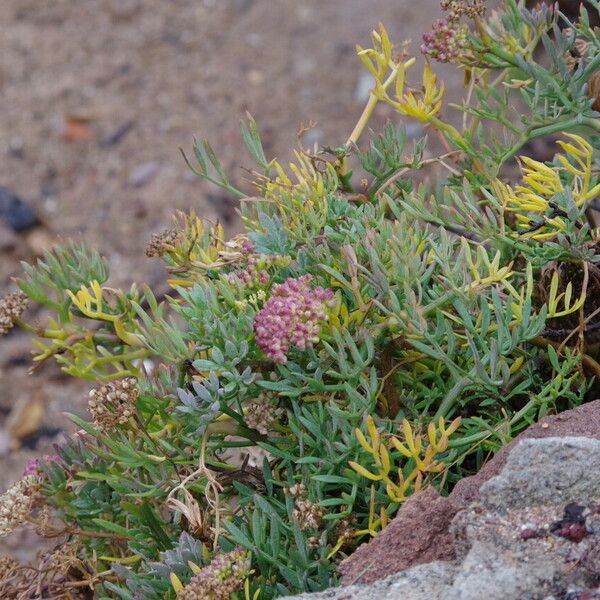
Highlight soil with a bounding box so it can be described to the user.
[0,0,465,562]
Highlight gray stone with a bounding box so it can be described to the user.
[285,436,600,600]
[446,539,569,600]
[279,561,457,600]
[480,437,600,511]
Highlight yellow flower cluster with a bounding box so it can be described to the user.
[362,25,446,122]
[244,151,338,241]
[506,134,600,240]
[462,239,514,291]
[68,280,144,348]
[349,415,461,505]
[379,62,446,122]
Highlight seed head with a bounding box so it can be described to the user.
[177,547,251,600]
[440,0,485,19]
[0,291,28,336]
[421,17,468,64]
[293,499,325,530]
[145,228,181,257]
[0,556,19,580]
[88,377,139,430]
[0,475,40,537]
[285,482,306,499]
[244,392,283,435]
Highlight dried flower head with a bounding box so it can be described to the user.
[0,556,19,580]
[335,514,358,549]
[167,488,213,542]
[145,228,181,257]
[440,0,485,19]
[285,482,306,499]
[88,377,139,430]
[244,391,283,435]
[562,30,600,112]
[177,547,251,600]
[0,555,23,599]
[293,498,325,530]
[0,291,28,336]
[253,275,335,364]
[421,17,468,63]
[42,543,80,575]
[0,475,40,537]
[33,505,57,537]
[563,33,592,72]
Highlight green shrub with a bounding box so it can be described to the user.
[2,1,600,597]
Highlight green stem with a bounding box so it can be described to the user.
[498,116,600,168]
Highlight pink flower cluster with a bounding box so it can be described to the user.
[253,275,334,364]
[240,239,255,255]
[421,17,467,63]
[22,454,60,478]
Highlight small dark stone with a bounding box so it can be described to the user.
[100,120,135,147]
[562,591,600,600]
[552,522,588,543]
[0,187,40,232]
[551,502,590,542]
[564,503,587,523]
[521,527,546,540]
[20,426,63,450]
[128,161,161,188]
[233,0,255,14]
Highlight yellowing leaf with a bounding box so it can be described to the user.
[348,461,382,481]
[170,573,184,593]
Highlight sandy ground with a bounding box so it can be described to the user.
[0,0,453,560]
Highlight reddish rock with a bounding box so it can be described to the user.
[452,399,600,506]
[339,487,459,586]
[339,399,600,585]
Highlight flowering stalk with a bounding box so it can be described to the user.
[253,275,335,364]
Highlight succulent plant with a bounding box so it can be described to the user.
[3,1,600,598]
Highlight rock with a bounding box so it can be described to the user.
[287,436,600,599]
[23,227,56,256]
[301,127,324,148]
[354,72,375,104]
[0,222,19,252]
[233,0,255,14]
[338,488,459,586]
[446,438,600,599]
[340,399,600,586]
[279,561,457,600]
[452,399,600,507]
[127,161,161,188]
[0,187,40,232]
[480,437,600,511]
[100,120,135,147]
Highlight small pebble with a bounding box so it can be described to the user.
[354,72,375,104]
[302,128,324,148]
[128,161,161,188]
[0,187,40,232]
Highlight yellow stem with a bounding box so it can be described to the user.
[345,60,412,147]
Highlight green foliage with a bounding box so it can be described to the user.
[5,2,600,598]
